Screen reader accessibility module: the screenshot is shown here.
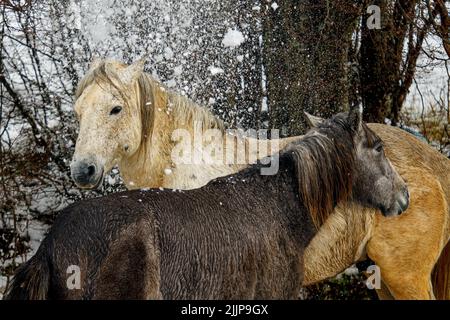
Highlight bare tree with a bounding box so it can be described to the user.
[360,0,449,124]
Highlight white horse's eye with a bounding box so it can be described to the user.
[110,106,122,115]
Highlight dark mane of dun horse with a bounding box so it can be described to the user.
[5,114,359,300]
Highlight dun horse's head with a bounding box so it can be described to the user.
[305,109,409,217]
[71,58,148,189]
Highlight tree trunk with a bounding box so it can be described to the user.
[360,0,392,123]
[360,0,424,125]
[263,0,361,136]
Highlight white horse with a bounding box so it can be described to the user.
[71,58,297,190]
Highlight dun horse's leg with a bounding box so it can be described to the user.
[379,272,434,300]
[367,170,446,300]
[375,280,394,300]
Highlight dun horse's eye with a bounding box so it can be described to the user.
[110,106,122,115]
[375,144,383,153]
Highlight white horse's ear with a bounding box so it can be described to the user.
[89,56,103,70]
[304,112,324,128]
[120,56,147,86]
[347,106,362,132]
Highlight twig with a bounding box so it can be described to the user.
[414,77,429,142]
[3,34,62,62]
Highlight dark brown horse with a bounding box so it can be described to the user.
[4,109,408,299]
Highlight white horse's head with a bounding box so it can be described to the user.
[71,58,149,189]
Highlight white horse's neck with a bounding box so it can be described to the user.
[119,78,299,190]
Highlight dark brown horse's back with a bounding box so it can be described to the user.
[5,165,315,299]
[148,171,314,299]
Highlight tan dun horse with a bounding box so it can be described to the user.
[303,115,449,300]
[71,58,450,299]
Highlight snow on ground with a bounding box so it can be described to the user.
[0,218,49,299]
[28,220,50,257]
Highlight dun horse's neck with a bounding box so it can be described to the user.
[302,203,375,285]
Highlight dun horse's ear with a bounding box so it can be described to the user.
[120,56,147,86]
[347,106,362,132]
[304,112,324,128]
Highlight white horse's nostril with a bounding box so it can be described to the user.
[87,165,96,177]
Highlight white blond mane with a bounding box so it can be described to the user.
[76,60,225,143]
[166,90,225,132]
